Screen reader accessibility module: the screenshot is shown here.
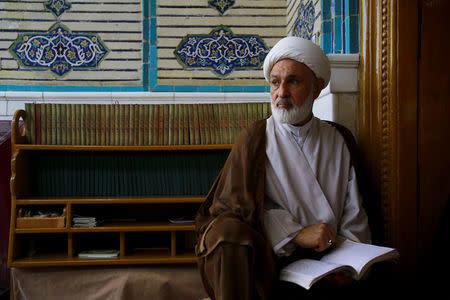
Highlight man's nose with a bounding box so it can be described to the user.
[278,82,290,98]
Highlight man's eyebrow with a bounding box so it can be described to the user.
[270,74,300,79]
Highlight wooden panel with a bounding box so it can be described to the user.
[417,0,450,265]
[359,0,419,276]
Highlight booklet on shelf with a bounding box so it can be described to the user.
[78,249,120,258]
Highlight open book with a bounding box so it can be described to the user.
[280,238,399,290]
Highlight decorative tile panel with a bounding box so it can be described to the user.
[208,0,236,15]
[9,23,109,77]
[293,1,315,39]
[174,26,269,77]
[44,0,72,17]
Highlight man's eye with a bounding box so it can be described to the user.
[271,80,279,86]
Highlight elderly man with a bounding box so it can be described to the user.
[195,37,371,300]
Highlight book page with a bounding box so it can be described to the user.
[280,258,351,290]
[320,238,399,277]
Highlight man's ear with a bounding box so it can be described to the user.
[313,78,326,99]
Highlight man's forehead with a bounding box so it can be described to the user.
[269,59,313,77]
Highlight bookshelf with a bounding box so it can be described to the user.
[8,109,232,267]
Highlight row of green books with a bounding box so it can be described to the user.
[24,102,272,146]
[31,150,229,197]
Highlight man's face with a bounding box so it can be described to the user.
[269,59,319,109]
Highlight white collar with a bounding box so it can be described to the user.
[278,117,314,148]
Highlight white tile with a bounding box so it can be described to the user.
[42,92,112,103]
[7,100,26,116]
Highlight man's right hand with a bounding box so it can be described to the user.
[292,223,336,252]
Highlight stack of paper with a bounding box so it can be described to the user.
[78,249,119,258]
[72,215,102,227]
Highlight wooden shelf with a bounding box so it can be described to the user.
[14,221,195,234]
[70,222,195,232]
[13,144,233,151]
[8,109,222,269]
[16,196,206,205]
[10,251,197,267]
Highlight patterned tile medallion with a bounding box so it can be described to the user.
[293,1,315,39]
[174,26,269,77]
[208,0,236,15]
[44,0,72,17]
[9,23,109,76]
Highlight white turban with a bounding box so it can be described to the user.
[263,37,330,86]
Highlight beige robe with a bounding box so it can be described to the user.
[195,117,371,299]
[264,116,371,256]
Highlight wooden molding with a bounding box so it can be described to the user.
[359,0,419,275]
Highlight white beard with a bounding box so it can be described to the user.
[271,89,314,125]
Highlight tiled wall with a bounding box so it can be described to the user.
[0,0,143,91]
[152,0,286,92]
[321,0,358,54]
[0,0,359,93]
[287,0,321,45]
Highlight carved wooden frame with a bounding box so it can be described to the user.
[358,0,419,273]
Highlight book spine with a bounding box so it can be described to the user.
[183,104,189,145]
[199,104,205,145]
[40,104,47,145]
[90,104,96,145]
[114,104,120,146]
[193,104,200,145]
[45,104,51,144]
[125,104,131,146]
[263,102,270,119]
[119,105,126,146]
[222,103,229,144]
[241,102,248,131]
[152,104,159,145]
[51,103,57,145]
[85,104,91,145]
[157,104,163,145]
[138,105,144,146]
[164,104,170,145]
[148,104,154,145]
[66,104,72,145]
[168,104,174,145]
[212,104,220,144]
[61,104,67,145]
[56,104,62,145]
[75,104,81,145]
[174,104,179,145]
[80,104,86,145]
[178,104,184,145]
[105,104,111,146]
[100,104,106,146]
[206,104,213,145]
[128,104,135,146]
[217,103,224,144]
[143,105,149,145]
[35,104,41,144]
[94,104,99,145]
[187,105,194,145]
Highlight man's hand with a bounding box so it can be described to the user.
[324,272,354,287]
[292,223,336,252]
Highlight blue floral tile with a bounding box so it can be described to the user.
[293,1,315,39]
[44,0,72,17]
[174,26,269,77]
[209,0,235,15]
[9,23,109,77]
